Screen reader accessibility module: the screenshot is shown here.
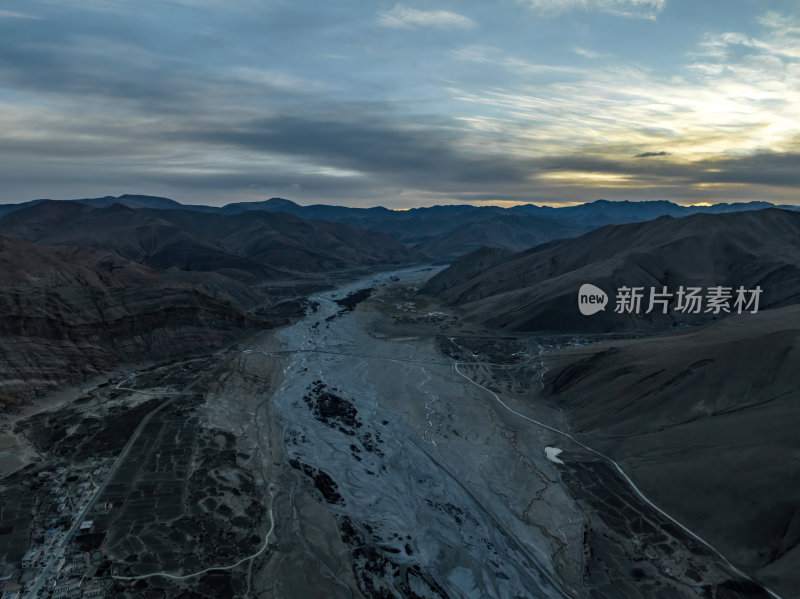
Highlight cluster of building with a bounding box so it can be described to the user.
[3,461,114,598]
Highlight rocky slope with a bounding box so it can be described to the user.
[0,237,268,402]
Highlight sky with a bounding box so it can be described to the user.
[1,0,800,208]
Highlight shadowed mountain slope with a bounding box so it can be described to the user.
[423,209,800,333]
[412,214,590,259]
[0,201,425,400]
[0,201,425,280]
[542,304,800,598]
[0,236,267,400]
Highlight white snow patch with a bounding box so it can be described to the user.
[545,447,564,464]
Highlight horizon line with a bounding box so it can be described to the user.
[2,194,798,212]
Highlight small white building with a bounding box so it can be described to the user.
[79,520,94,531]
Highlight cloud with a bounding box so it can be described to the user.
[452,43,582,75]
[573,46,608,59]
[378,4,476,29]
[758,11,800,38]
[1,1,799,208]
[0,9,41,19]
[635,151,670,158]
[228,67,325,92]
[453,10,800,173]
[524,0,665,20]
[697,12,800,64]
[177,115,533,187]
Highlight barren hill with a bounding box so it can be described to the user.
[542,304,800,597]
[424,209,800,332]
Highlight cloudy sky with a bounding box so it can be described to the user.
[2,0,800,207]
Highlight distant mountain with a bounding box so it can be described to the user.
[218,197,800,257]
[0,202,283,281]
[235,196,800,227]
[0,199,47,220]
[0,201,425,280]
[225,199,587,257]
[220,197,392,223]
[142,207,426,273]
[2,194,798,260]
[363,205,499,238]
[543,303,800,598]
[509,198,687,223]
[0,194,191,218]
[0,196,585,260]
[72,193,186,210]
[509,199,795,224]
[423,209,800,333]
[414,214,590,259]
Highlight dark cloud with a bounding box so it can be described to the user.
[177,115,538,187]
[692,150,800,187]
[530,147,800,189]
[0,1,537,203]
[634,151,671,158]
[0,0,798,207]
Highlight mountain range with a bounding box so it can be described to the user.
[0,200,423,399]
[3,194,800,398]
[424,208,800,333]
[2,194,798,259]
[0,201,423,280]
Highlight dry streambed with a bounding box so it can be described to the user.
[263,267,579,598]
[258,267,773,599]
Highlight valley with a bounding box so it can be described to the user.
[1,266,786,598]
[5,0,800,594]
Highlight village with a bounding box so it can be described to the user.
[2,459,115,599]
